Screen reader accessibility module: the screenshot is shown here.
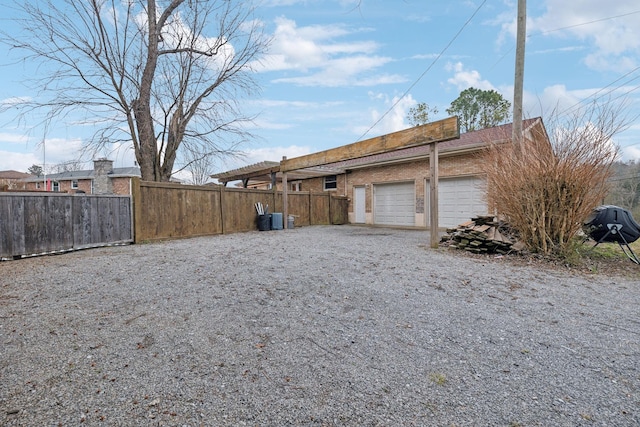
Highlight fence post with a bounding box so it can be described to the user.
[220,184,226,234]
[130,177,142,243]
[329,194,333,225]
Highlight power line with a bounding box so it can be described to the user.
[489,9,640,71]
[557,67,640,118]
[535,10,640,36]
[354,0,487,142]
[608,175,640,183]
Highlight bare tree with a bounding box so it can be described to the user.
[182,149,215,186]
[2,0,268,181]
[607,160,640,216]
[50,160,86,174]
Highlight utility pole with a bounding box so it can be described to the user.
[512,0,526,147]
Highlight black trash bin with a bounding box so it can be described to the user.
[257,214,271,231]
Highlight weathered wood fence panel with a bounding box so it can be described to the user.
[331,196,349,225]
[221,188,276,234]
[131,179,349,242]
[288,193,310,226]
[0,193,132,259]
[0,182,348,259]
[133,181,224,241]
[311,194,330,225]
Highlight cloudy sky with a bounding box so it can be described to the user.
[1,0,639,177]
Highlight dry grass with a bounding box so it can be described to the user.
[450,238,640,279]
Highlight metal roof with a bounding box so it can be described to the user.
[20,167,141,182]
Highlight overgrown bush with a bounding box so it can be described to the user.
[483,104,626,257]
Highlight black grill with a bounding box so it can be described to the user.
[584,205,640,264]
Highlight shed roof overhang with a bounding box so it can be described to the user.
[210,161,342,186]
[211,116,460,185]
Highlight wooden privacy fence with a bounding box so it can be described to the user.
[132,178,348,242]
[0,193,132,259]
[0,181,348,259]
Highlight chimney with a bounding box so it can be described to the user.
[93,158,114,194]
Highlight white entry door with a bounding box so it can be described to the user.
[354,186,366,223]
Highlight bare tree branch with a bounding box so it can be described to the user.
[1,0,269,181]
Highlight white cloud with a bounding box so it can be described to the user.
[520,83,640,121]
[445,62,495,91]
[0,96,31,107]
[621,144,640,161]
[521,84,584,117]
[213,145,313,173]
[0,130,94,171]
[0,132,30,144]
[0,150,40,172]
[351,93,416,138]
[41,137,84,162]
[272,55,400,87]
[258,16,401,87]
[529,0,640,72]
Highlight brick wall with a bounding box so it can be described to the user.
[343,150,486,224]
[111,177,132,195]
[21,177,133,194]
[298,174,345,194]
[58,179,92,193]
[23,178,93,193]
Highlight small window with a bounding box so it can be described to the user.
[71,180,78,189]
[35,182,41,189]
[52,181,60,192]
[291,181,302,192]
[324,175,337,191]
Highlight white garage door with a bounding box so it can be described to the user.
[374,182,415,226]
[436,177,487,228]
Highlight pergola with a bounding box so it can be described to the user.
[211,161,342,189]
[213,116,460,247]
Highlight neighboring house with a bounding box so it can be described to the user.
[21,159,141,195]
[0,170,31,190]
[213,118,549,229]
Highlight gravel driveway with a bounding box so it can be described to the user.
[1,225,638,426]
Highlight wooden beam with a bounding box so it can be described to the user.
[429,142,439,248]
[281,116,459,172]
[282,156,288,229]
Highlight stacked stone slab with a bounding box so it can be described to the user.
[441,215,525,254]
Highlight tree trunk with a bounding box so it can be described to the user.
[159,108,184,181]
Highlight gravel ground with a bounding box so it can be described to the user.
[0,225,638,426]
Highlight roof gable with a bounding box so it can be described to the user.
[0,170,31,179]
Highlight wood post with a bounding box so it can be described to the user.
[282,156,288,227]
[220,184,226,234]
[513,0,526,148]
[429,142,439,248]
[130,177,142,243]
